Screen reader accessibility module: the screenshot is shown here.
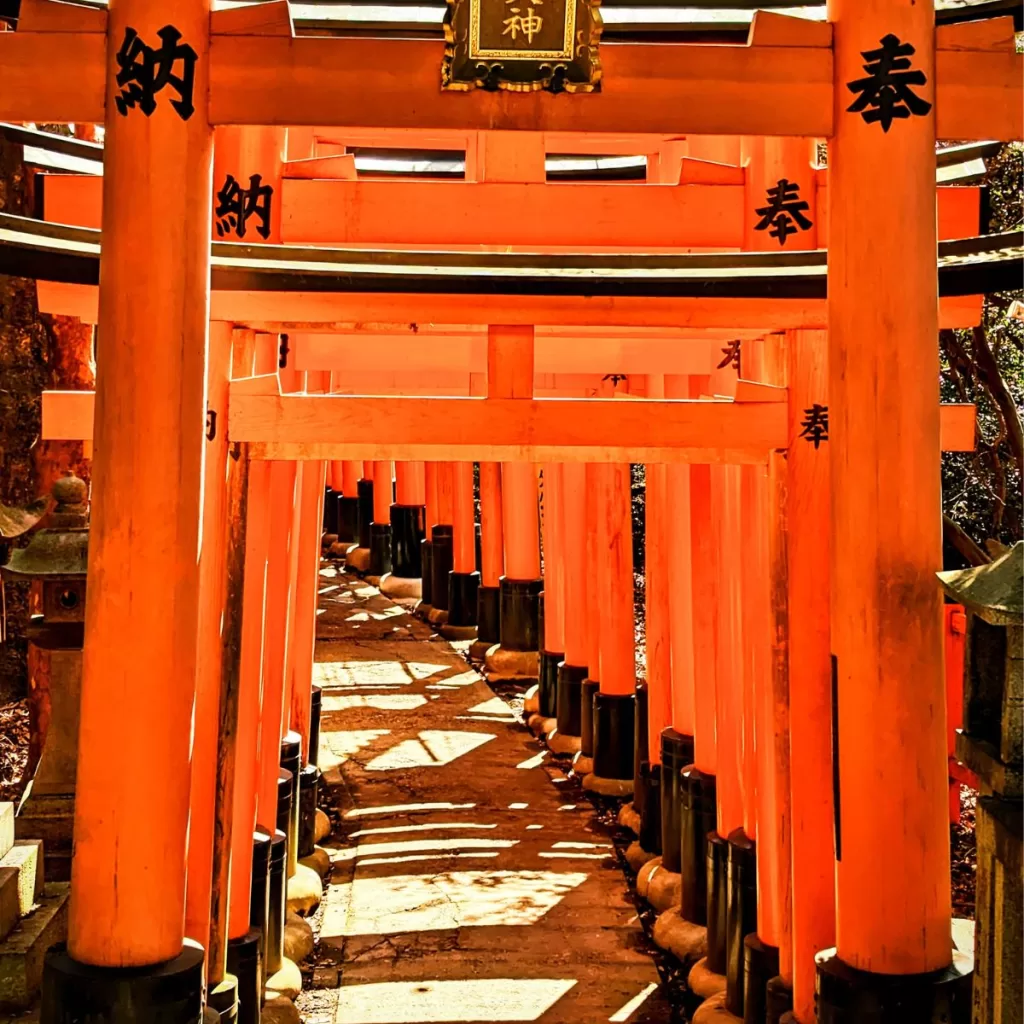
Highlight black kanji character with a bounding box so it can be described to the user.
[846,33,931,133]
[114,25,197,121]
[602,373,628,386]
[799,404,829,448]
[717,340,741,374]
[214,173,274,240]
[754,179,813,246]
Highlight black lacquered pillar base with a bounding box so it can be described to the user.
[660,728,695,874]
[592,691,636,782]
[726,829,757,1016]
[250,828,272,943]
[309,684,322,767]
[265,830,287,975]
[580,679,600,758]
[356,479,374,550]
[476,585,500,644]
[430,526,454,613]
[766,976,793,1024]
[322,486,339,538]
[337,495,358,544]
[706,830,730,974]
[815,947,973,1024]
[556,663,587,739]
[280,732,302,873]
[633,681,648,808]
[680,767,716,925]
[419,540,434,609]
[390,504,425,578]
[498,576,543,650]
[448,570,480,627]
[226,928,262,1024]
[538,650,562,720]
[368,523,392,576]
[298,763,321,858]
[744,935,780,1024]
[638,761,662,854]
[41,943,205,1024]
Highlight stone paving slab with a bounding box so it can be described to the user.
[301,568,669,1024]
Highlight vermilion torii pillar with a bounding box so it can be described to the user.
[43,0,212,1011]
[381,461,426,598]
[819,0,969,1015]
[443,460,480,638]
[429,462,456,625]
[368,459,393,579]
[535,463,566,733]
[417,461,440,616]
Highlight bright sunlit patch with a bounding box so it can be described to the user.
[526,825,544,831]
[319,584,341,595]
[349,823,497,839]
[467,696,514,717]
[314,660,446,689]
[363,731,495,771]
[333,978,578,1023]
[609,983,659,1022]
[552,841,612,850]
[539,852,610,861]
[558,804,578,811]
[333,838,518,863]
[516,752,547,770]
[357,852,500,867]
[323,694,428,713]
[319,730,391,771]
[508,803,528,810]
[321,870,588,937]
[344,802,476,819]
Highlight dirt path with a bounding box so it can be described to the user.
[298,566,669,1024]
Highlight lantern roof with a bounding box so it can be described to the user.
[1,474,88,581]
[938,541,1023,627]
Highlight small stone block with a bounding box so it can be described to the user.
[0,883,70,1011]
[262,994,301,1024]
[692,991,741,1023]
[0,841,43,917]
[265,957,302,1001]
[618,802,642,835]
[582,773,633,798]
[312,965,340,989]
[283,910,315,963]
[689,957,728,1000]
[653,908,708,962]
[624,841,658,874]
[286,862,323,916]
[0,869,20,943]
[0,805,13,861]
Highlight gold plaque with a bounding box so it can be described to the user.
[443,0,601,92]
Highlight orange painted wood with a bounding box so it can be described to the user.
[479,462,504,588]
[595,462,634,696]
[279,178,741,248]
[229,393,789,464]
[256,460,298,828]
[501,463,540,581]
[743,137,818,251]
[35,281,984,333]
[283,154,357,180]
[341,460,361,496]
[213,126,286,244]
[329,461,344,492]
[372,461,392,523]
[786,328,833,1021]
[210,0,292,37]
[712,464,745,837]
[585,464,603,682]
[67,0,213,968]
[452,461,476,574]
[436,462,455,526]
[487,325,534,400]
[829,0,951,975]
[184,323,235,954]
[645,460,672,763]
[560,462,588,670]
[229,455,271,940]
[0,32,106,122]
[470,131,545,184]
[425,462,440,534]
[40,390,93,440]
[541,464,566,655]
[16,0,106,32]
[395,462,426,506]
[288,461,326,762]
[936,48,1023,141]
[936,15,1017,52]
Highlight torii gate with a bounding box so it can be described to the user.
[1,0,1020,1021]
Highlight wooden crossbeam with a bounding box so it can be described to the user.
[0,14,1019,140]
[42,387,977,458]
[40,175,980,252]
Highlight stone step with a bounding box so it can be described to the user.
[0,806,13,863]
[0,842,44,918]
[0,871,20,946]
[0,883,69,1012]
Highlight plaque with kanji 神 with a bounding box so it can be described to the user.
[442,0,601,93]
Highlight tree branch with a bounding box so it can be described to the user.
[943,512,991,567]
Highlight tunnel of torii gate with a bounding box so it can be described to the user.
[0,0,1020,1021]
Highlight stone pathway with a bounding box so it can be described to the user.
[298,567,669,1024]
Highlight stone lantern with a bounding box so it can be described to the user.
[938,541,1022,1024]
[1,475,89,882]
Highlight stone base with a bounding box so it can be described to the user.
[364,575,382,588]
[4,884,70,1012]
[692,992,741,1024]
[485,647,539,682]
[468,639,491,664]
[624,841,658,874]
[414,602,433,621]
[265,957,301,1001]
[690,958,728,1000]
[314,808,331,844]
[653,908,708,962]
[283,911,314,963]
[39,936,202,1023]
[299,846,331,880]
[345,547,371,573]
[286,863,323,916]
[263,995,301,1024]
[582,773,633,798]
[427,605,449,626]
[572,753,594,777]
[379,574,422,600]
[439,622,478,642]
[618,802,641,836]
[546,730,581,755]
[523,685,540,713]
[527,714,557,738]
[635,857,682,912]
